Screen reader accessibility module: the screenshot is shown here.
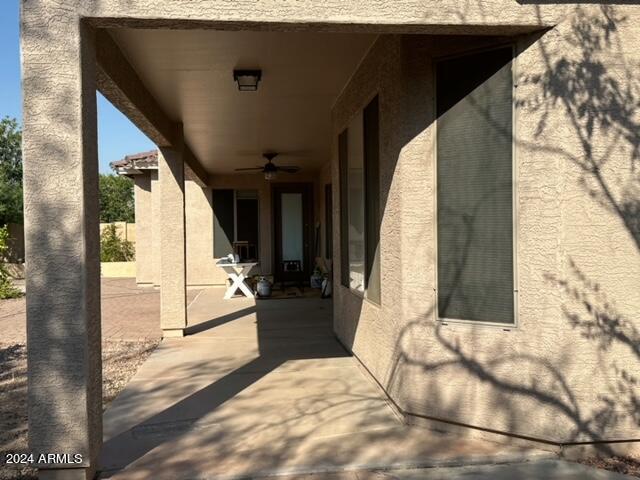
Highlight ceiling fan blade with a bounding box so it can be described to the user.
[274,150,312,157]
[234,167,264,171]
[277,166,301,173]
[236,149,312,157]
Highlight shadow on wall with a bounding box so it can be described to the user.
[384,4,639,453]
[20,11,104,457]
[520,5,640,250]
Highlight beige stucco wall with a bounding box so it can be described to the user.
[21,1,617,477]
[184,180,218,286]
[151,170,161,286]
[332,5,640,449]
[133,174,153,284]
[85,1,568,33]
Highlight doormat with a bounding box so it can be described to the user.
[257,287,322,300]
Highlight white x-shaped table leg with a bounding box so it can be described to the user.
[224,266,255,299]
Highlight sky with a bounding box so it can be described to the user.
[0,0,156,174]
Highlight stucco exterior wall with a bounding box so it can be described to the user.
[332,34,403,395]
[21,10,103,475]
[46,0,568,34]
[21,3,640,477]
[133,174,153,284]
[151,170,161,286]
[184,180,217,286]
[332,6,640,449]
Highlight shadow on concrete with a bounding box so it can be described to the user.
[99,295,363,477]
[183,305,256,336]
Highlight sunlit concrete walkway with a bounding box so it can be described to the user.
[98,288,624,479]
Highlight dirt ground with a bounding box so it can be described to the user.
[579,456,640,478]
[0,278,173,480]
[0,340,159,480]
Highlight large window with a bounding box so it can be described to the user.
[339,130,349,288]
[348,111,365,292]
[213,189,259,260]
[436,46,515,324]
[325,184,333,259]
[364,96,381,304]
[339,96,381,303]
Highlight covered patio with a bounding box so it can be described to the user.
[23,2,640,479]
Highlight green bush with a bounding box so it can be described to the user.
[0,225,22,299]
[100,174,135,223]
[100,224,135,262]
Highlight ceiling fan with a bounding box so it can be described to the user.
[234,152,300,180]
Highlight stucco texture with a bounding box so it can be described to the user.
[332,6,640,450]
[158,145,187,332]
[21,6,103,475]
[21,1,639,476]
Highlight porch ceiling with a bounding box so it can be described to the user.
[108,29,377,174]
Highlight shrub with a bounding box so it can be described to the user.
[0,225,22,299]
[100,224,135,262]
[99,174,135,223]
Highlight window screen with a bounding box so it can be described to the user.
[364,96,381,304]
[436,46,514,324]
[339,130,349,288]
[325,184,333,259]
[236,190,259,260]
[213,189,234,258]
[347,112,365,293]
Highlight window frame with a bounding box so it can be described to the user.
[363,95,381,305]
[433,43,519,329]
[324,183,333,260]
[338,92,382,306]
[339,129,350,288]
[212,188,260,261]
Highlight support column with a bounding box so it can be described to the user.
[22,14,102,480]
[159,132,188,337]
[133,174,153,286]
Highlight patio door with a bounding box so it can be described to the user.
[273,183,313,284]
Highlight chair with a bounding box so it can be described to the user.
[280,260,304,292]
[233,241,257,262]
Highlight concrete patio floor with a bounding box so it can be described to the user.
[98,288,631,480]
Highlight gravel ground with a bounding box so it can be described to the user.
[0,340,159,480]
[579,456,640,478]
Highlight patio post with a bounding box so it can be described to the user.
[21,16,103,480]
[159,129,188,336]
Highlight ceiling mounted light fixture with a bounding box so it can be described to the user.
[233,69,262,91]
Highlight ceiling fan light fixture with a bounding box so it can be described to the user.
[233,69,262,91]
[264,170,277,181]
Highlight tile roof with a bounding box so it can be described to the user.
[110,150,158,174]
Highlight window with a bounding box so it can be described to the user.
[364,96,381,304]
[339,130,349,288]
[213,189,259,260]
[325,184,333,259]
[436,46,514,324]
[348,111,365,292]
[339,95,381,302]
